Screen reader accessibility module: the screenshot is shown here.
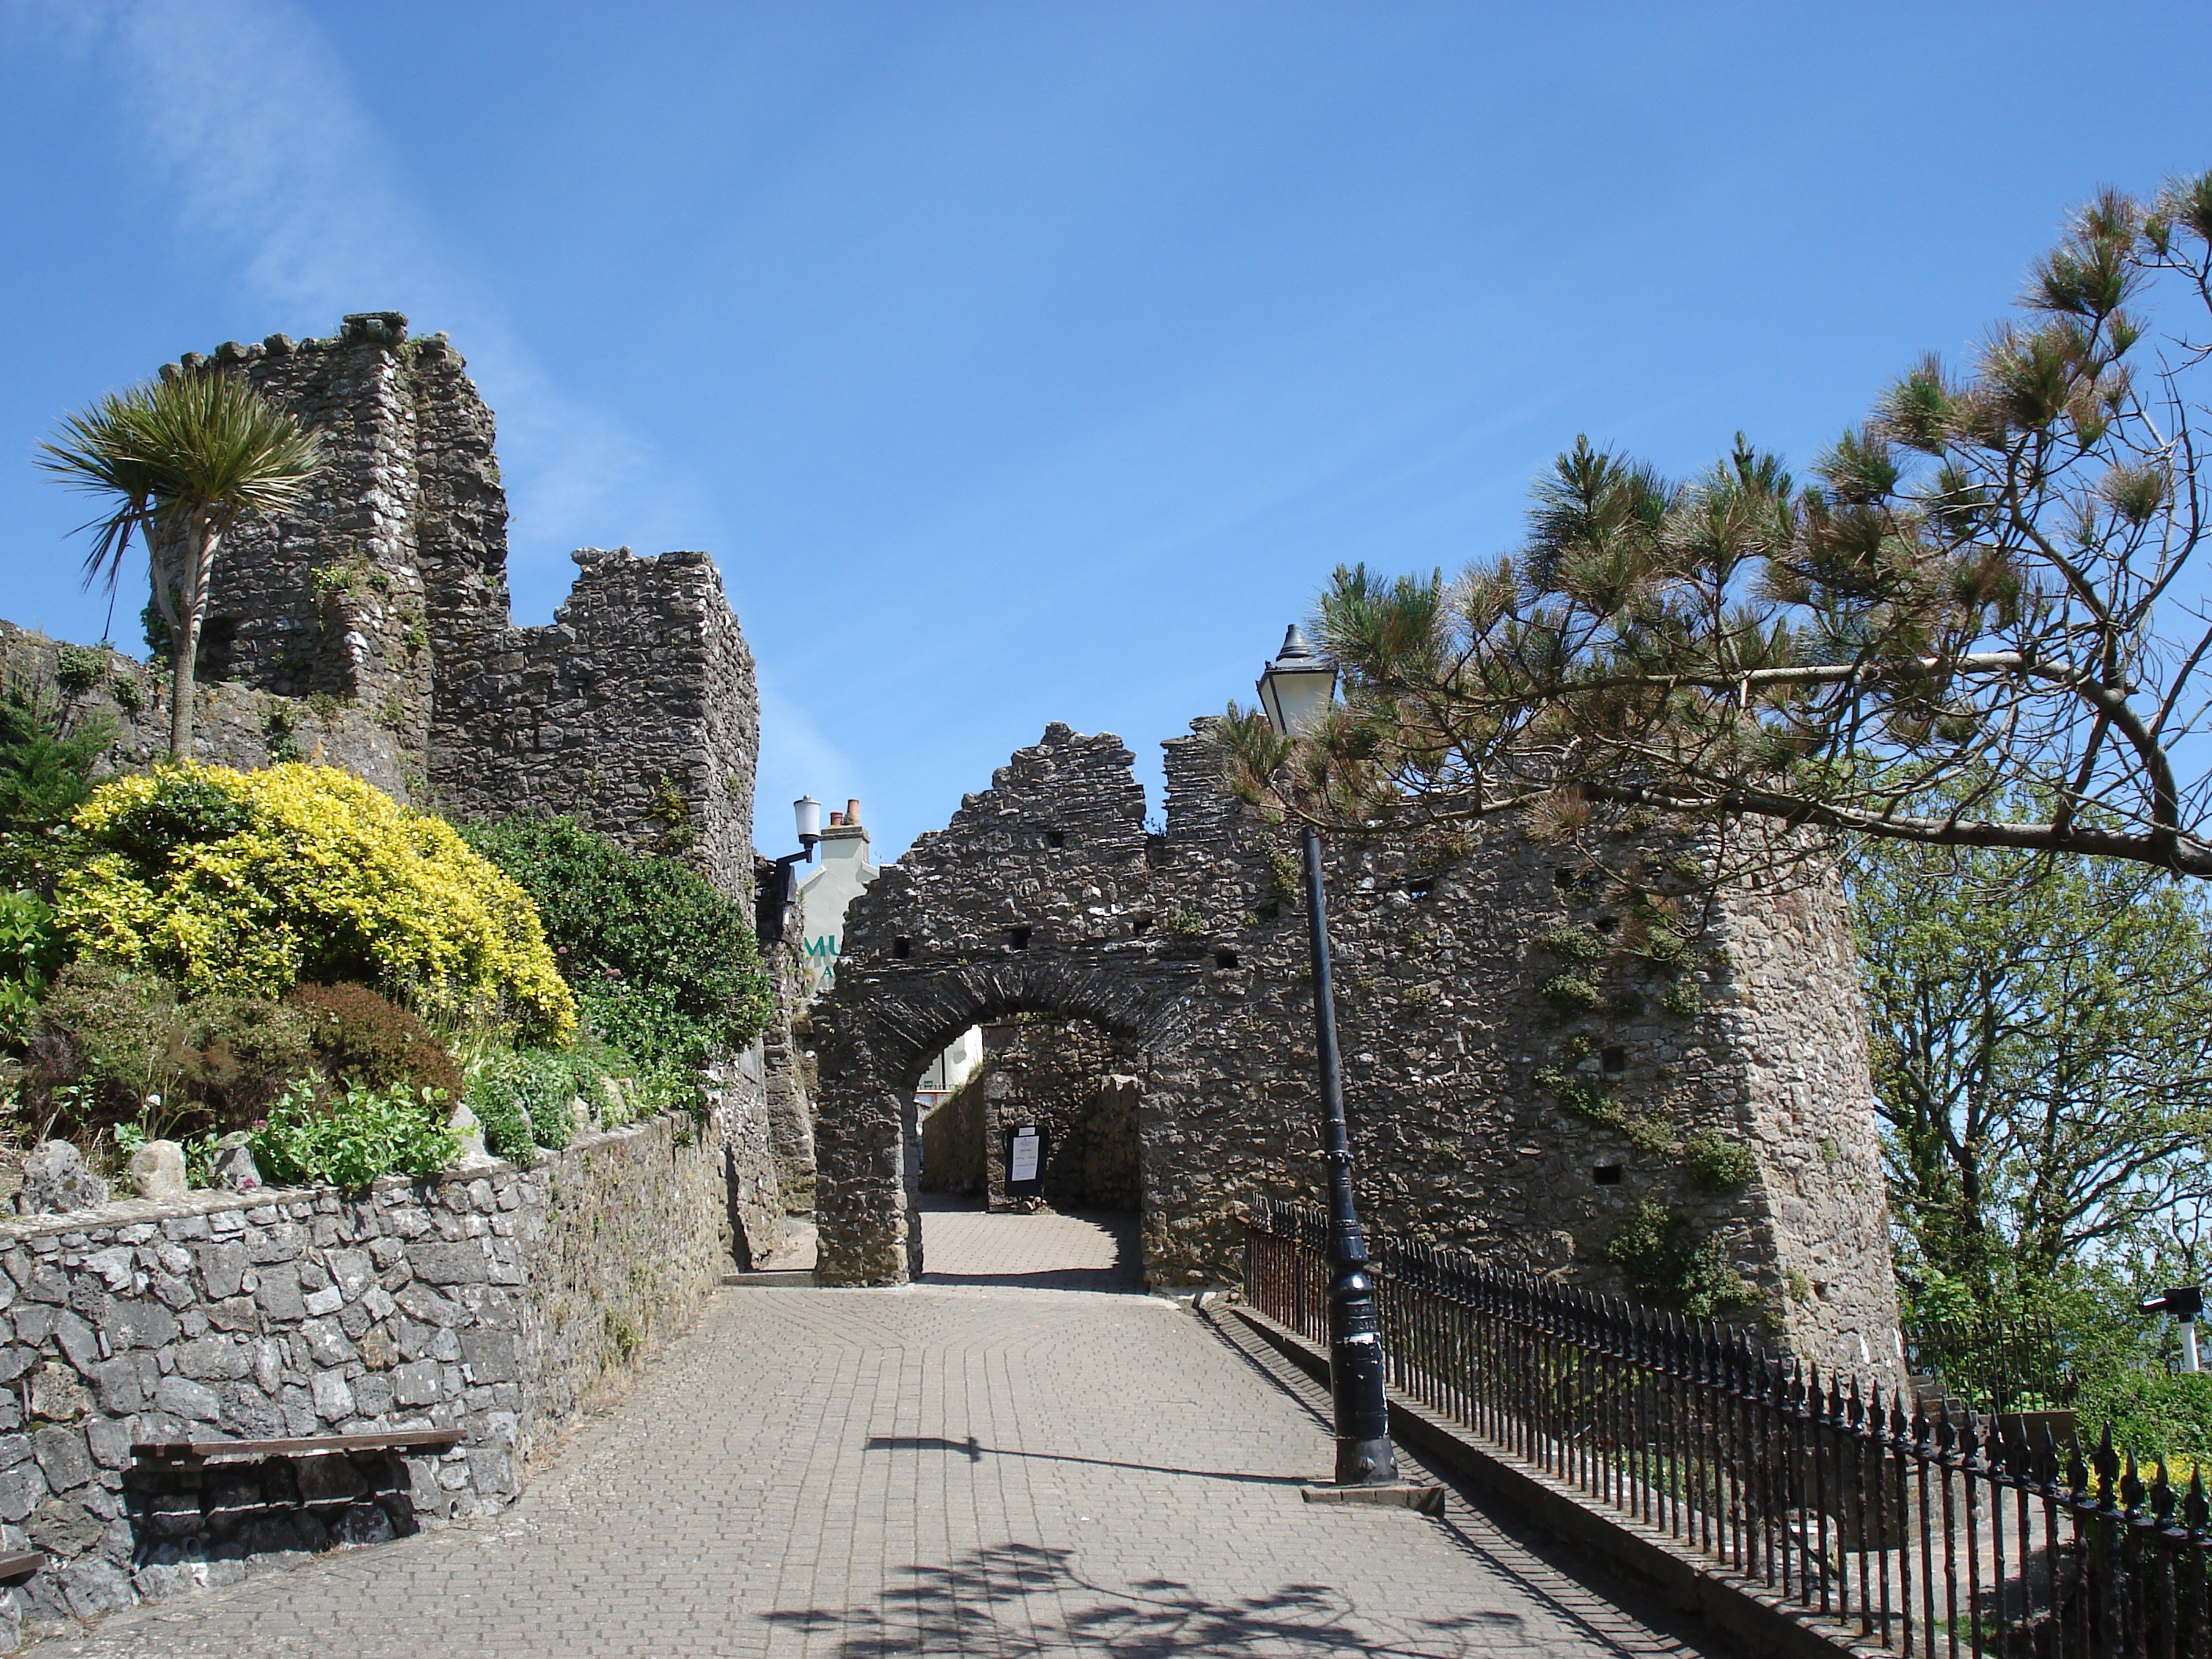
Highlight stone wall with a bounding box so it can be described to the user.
[427,546,760,894]
[917,1081,986,1197]
[0,624,412,803]
[0,1108,748,1643]
[810,721,1903,1377]
[965,1021,1143,1210]
[137,313,758,896]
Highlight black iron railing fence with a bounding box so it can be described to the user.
[1903,1317,2082,1415]
[1243,1196,2212,1658]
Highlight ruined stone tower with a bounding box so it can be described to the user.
[170,311,759,894]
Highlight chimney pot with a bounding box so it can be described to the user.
[829,811,844,826]
[846,799,862,826]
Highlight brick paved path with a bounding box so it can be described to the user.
[24,1216,1728,1657]
[914,1199,1143,1292]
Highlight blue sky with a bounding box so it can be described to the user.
[4,1,2210,860]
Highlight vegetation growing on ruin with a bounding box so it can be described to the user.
[1606,1200,1759,1318]
[1683,1130,1755,1192]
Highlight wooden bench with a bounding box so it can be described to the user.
[132,1429,465,1466]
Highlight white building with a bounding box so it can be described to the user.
[795,800,980,1104]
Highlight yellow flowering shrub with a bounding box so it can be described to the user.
[54,763,576,1043]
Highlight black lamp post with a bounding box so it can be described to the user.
[757,795,824,945]
[1257,625,1400,1487]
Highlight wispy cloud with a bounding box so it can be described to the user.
[49,0,712,617]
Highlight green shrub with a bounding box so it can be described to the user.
[250,1075,460,1191]
[0,676,114,839]
[1606,1200,1760,1318]
[492,1049,602,1149]
[465,1076,537,1162]
[2081,1372,2212,1465]
[0,890,61,984]
[510,1049,593,1150]
[170,991,320,1127]
[28,961,321,1140]
[29,959,178,1127]
[461,817,772,1071]
[286,982,463,1100]
[0,890,60,1046]
[1685,1130,1756,1192]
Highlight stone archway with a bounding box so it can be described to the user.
[814,957,1202,1285]
[808,723,1227,1288]
[804,723,1903,1378]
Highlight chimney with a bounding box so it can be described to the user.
[820,797,871,859]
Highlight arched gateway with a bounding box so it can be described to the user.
[808,722,1904,1378]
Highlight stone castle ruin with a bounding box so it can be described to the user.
[159,311,760,892]
[0,313,1914,1633]
[2,312,808,1248]
[811,723,1903,1375]
[7,312,1899,1375]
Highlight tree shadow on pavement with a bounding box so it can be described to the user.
[760,1539,1524,1656]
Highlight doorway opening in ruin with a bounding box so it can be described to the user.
[913,1014,1145,1291]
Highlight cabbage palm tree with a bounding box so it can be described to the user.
[39,370,322,758]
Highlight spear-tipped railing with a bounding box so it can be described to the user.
[1244,1196,2212,1657]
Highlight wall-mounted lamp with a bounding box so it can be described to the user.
[758,795,823,945]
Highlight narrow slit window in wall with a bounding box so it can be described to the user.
[1215,950,1240,969]
[1601,1046,1627,1075]
[892,937,910,959]
[1009,927,1031,950]
[1046,830,1066,849]
[1592,1165,1624,1186]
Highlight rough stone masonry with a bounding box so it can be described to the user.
[0,1107,742,1646]
[1,310,820,1215]
[811,722,1902,1378]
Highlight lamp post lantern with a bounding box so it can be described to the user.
[1258,625,1400,1487]
[758,795,825,945]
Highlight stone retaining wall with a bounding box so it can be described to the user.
[0,624,414,804]
[0,1110,740,1644]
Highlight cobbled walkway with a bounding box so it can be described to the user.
[24,1208,1729,1657]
